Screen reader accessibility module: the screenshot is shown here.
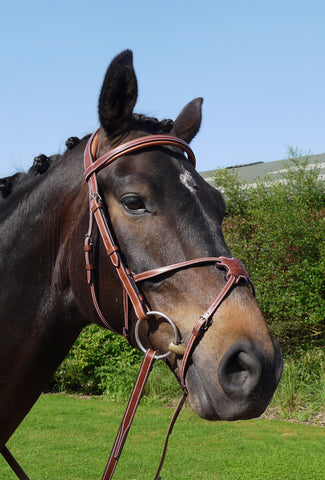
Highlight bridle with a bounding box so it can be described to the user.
[83,131,254,480]
[1,130,254,480]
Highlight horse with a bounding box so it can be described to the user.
[0,50,283,478]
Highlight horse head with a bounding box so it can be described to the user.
[72,50,283,422]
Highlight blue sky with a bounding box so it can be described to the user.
[1,0,325,176]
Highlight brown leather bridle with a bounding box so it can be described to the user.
[1,130,254,480]
[83,131,255,480]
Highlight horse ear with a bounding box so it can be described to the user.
[171,97,203,143]
[98,50,138,136]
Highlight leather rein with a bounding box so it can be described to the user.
[83,131,254,480]
[1,131,254,480]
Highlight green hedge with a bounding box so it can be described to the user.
[50,326,181,401]
[50,327,143,396]
[214,150,324,353]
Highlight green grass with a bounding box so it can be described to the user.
[269,349,325,422]
[1,394,325,480]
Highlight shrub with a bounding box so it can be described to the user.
[50,325,180,401]
[50,326,143,397]
[214,149,325,353]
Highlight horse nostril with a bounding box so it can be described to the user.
[217,342,262,399]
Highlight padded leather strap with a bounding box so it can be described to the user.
[102,349,156,480]
[133,257,221,282]
[84,132,196,181]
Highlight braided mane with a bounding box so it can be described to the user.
[129,115,173,133]
[0,115,174,200]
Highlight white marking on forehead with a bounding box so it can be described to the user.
[179,168,198,194]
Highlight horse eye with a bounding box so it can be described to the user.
[121,194,147,213]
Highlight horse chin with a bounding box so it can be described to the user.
[187,386,222,421]
[185,364,269,422]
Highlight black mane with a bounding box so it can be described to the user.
[0,154,62,202]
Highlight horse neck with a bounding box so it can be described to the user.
[0,150,90,447]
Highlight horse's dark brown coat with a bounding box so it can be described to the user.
[0,50,282,451]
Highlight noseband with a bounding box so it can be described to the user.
[83,131,254,480]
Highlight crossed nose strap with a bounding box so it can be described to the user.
[134,256,254,390]
[179,256,254,390]
[132,256,254,374]
[131,255,254,366]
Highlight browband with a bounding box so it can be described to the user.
[84,131,196,181]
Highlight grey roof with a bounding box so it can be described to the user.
[200,153,325,188]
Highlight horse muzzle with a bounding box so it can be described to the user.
[185,338,283,421]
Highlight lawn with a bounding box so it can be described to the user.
[1,394,325,480]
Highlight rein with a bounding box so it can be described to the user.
[83,131,254,480]
[1,131,254,480]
